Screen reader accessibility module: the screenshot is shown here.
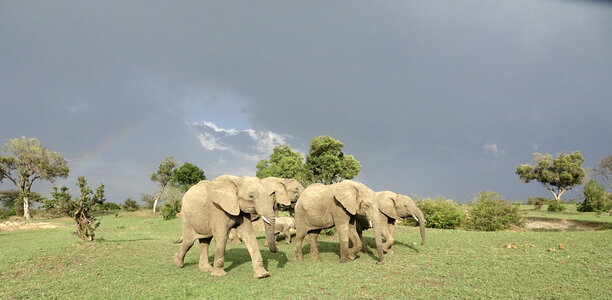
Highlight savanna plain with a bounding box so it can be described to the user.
[1,208,611,299]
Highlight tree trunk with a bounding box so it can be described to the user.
[152,184,166,213]
[23,194,31,219]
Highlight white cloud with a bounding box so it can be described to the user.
[483,143,505,157]
[197,133,227,151]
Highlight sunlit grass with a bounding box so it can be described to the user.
[1,211,611,299]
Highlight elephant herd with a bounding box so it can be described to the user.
[173,175,425,278]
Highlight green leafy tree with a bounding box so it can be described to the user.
[1,189,45,216]
[578,179,612,213]
[0,137,69,219]
[73,176,105,241]
[140,193,155,210]
[256,145,307,185]
[46,186,75,216]
[150,156,176,212]
[516,151,586,202]
[304,136,361,184]
[171,162,206,193]
[123,198,140,211]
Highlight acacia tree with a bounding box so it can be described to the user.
[150,156,176,212]
[0,137,69,219]
[516,151,586,202]
[305,136,361,184]
[597,155,612,190]
[73,176,105,241]
[256,145,307,185]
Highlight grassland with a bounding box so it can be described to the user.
[1,210,611,299]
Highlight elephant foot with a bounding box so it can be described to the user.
[211,268,227,276]
[310,254,322,261]
[294,254,303,261]
[231,239,241,245]
[348,252,357,260]
[198,263,213,273]
[384,248,395,255]
[339,257,352,263]
[253,270,270,279]
[173,253,184,268]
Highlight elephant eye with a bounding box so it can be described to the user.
[248,193,255,199]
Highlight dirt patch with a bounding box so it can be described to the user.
[0,221,62,231]
[524,218,600,231]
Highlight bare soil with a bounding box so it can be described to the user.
[524,218,600,231]
[0,220,62,231]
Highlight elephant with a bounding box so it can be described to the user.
[274,216,295,244]
[229,177,304,244]
[173,175,278,278]
[293,180,385,264]
[355,191,425,254]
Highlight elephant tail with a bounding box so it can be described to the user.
[173,236,183,244]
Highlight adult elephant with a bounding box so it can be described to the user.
[294,180,385,264]
[173,175,278,278]
[229,177,304,244]
[355,191,425,254]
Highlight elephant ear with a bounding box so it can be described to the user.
[377,192,399,220]
[333,182,358,215]
[207,180,240,216]
[273,181,291,206]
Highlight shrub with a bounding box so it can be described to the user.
[546,199,566,212]
[577,179,612,213]
[101,202,121,211]
[407,196,466,229]
[526,197,549,210]
[0,208,14,220]
[122,198,140,211]
[468,191,523,231]
[161,204,178,220]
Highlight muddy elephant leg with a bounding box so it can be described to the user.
[308,230,322,261]
[294,227,307,260]
[174,231,194,268]
[210,227,229,276]
[236,218,270,278]
[355,225,368,253]
[347,221,362,260]
[384,222,396,254]
[283,227,291,244]
[337,223,352,263]
[198,237,213,272]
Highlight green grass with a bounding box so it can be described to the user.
[1,211,612,299]
[520,204,612,224]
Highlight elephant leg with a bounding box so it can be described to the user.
[337,223,352,263]
[347,221,362,260]
[308,230,322,261]
[380,222,393,254]
[283,227,291,244]
[236,218,270,279]
[229,228,241,244]
[198,237,213,272]
[294,226,307,260]
[356,224,368,253]
[385,222,396,254]
[174,231,195,268]
[210,227,229,276]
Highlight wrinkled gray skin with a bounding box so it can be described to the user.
[355,191,425,254]
[230,177,304,244]
[294,180,385,264]
[173,175,277,278]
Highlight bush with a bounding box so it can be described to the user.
[161,203,178,220]
[407,196,466,229]
[468,191,523,231]
[526,197,550,210]
[546,199,566,212]
[101,202,121,211]
[577,179,612,213]
[122,198,140,211]
[0,208,15,220]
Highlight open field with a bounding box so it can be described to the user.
[1,211,611,299]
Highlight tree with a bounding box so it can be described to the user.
[171,162,206,193]
[0,137,69,219]
[150,156,176,212]
[140,193,155,210]
[256,145,307,184]
[123,198,140,211]
[304,136,361,184]
[45,186,74,216]
[578,179,612,213]
[516,151,586,202]
[73,176,105,241]
[468,191,522,231]
[597,155,612,190]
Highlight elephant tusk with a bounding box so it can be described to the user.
[261,216,272,225]
[369,219,373,227]
[275,217,280,222]
[412,216,419,222]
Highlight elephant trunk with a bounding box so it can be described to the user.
[366,208,385,264]
[262,214,278,253]
[415,209,426,245]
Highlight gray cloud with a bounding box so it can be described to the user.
[1,1,611,203]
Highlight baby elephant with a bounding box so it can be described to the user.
[275,216,295,244]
